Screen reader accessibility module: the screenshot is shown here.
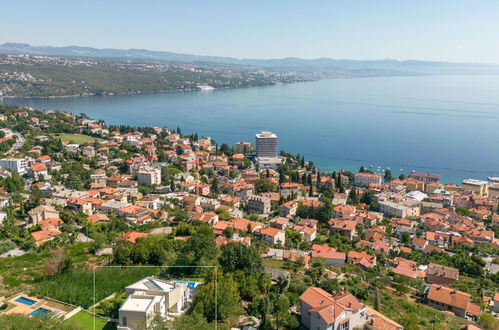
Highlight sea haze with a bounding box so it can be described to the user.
[4,75,499,183]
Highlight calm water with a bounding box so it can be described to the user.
[4,75,499,183]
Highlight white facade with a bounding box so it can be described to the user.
[354,173,382,187]
[118,277,199,330]
[0,158,28,173]
[137,167,161,186]
[256,131,278,158]
[379,200,420,218]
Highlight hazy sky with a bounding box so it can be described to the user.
[2,0,499,63]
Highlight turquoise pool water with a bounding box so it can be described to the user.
[15,296,37,306]
[29,307,53,319]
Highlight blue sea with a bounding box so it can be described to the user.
[4,75,499,183]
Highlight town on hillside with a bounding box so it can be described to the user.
[0,104,497,330]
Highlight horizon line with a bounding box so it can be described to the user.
[1,41,499,66]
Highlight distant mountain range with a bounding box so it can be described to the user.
[2,42,499,75]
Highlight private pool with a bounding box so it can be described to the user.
[29,307,53,319]
[15,296,37,306]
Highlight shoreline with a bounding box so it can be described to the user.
[0,78,317,100]
[3,75,498,185]
[1,73,437,99]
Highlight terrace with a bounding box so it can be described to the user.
[0,293,74,319]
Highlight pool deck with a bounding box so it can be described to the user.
[1,293,67,318]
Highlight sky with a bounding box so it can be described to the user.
[2,0,499,63]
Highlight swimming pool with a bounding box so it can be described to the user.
[15,296,37,306]
[29,307,53,319]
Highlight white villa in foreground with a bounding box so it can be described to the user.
[117,277,200,330]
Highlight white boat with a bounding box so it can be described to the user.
[197,85,215,91]
[487,176,499,183]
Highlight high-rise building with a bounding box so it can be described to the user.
[256,131,277,158]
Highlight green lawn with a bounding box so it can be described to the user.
[56,134,105,144]
[262,258,288,270]
[67,310,115,330]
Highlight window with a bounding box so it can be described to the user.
[338,321,349,330]
[122,317,127,326]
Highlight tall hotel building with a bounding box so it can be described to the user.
[256,131,278,158]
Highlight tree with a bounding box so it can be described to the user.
[276,275,290,294]
[478,313,499,330]
[395,282,409,296]
[174,227,217,276]
[215,207,231,221]
[173,312,210,330]
[219,242,263,275]
[274,294,291,330]
[257,296,273,330]
[401,232,411,244]
[2,172,24,193]
[192,272,243,322]
[255,178,277,193]
[384,169,393,182]
[348,188,359,204]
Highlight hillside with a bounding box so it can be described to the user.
[2,42,499,75]
[0,54,310,97]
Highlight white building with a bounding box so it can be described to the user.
[256,131,278,158]
[378,200,421,218]
[462,179,489,196]
[354,173,382,187]
[247,195,271,215]
[137,166,161,186]
[256,156,282,170]
[118,277,200,330]
[0,158,28,173]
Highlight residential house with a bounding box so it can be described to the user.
[66,197,93,215]
[29,163,48,180]
[247,195,271,215]
[192,212,218,225]
[269,216,290,230]
[279,200,297,217]
[27,205,60,226]
[347,251,376,269]
[118,277,199,330]
[328,219,357,239]
[427,264,459,285]
[299,287,369,330]
[412,237,428,252]
[311,244,346,266]
[294,225,317,242]
[255,227,285,245]
[426,284,480,319]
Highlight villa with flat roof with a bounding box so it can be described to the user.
[117,277,200,330]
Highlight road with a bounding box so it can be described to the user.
[0,128,25,154]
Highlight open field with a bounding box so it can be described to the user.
[55,134,105,144]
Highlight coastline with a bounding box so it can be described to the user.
[1,78,316,100]
[4,75,498,184]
